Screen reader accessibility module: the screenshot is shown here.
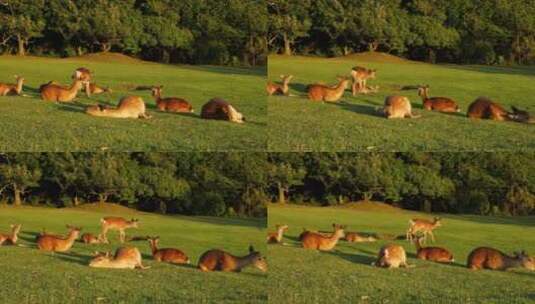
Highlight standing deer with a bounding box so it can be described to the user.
[418,85,460,113]
[86,96,151,119]
[201,98,245,123]
[151,86,193,113]
[147,236,190,264]
[0,76,25,96]
[307,77,350,102]
[467,97,534,123]
[351,66,376,96]
[36,225,81,252]
[381,95,420,119]
[89,247,150,269]
[99,217,139,244]
[301,224,346,251]
[413,235,454,263]
[198,245,267,272]
[267,224,289,244]
[467,247,534,271]
[374,244,409,268]
[73,67,92,97]
[267,75,293,96]
[406,217,442,243]
[0,224,22,246]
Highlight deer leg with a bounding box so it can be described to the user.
[99,227,109,244]
[429,231,436,242]
[352,82,357,96]
[119,230,125,243]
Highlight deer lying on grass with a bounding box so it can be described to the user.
[198,245,267,272]
[467,247,534,271]
[0,224,22,246]
[89,247,150,269]
[413,235,454,263]
[0,76,25,96]
[267,224,289,244]
[151,86,193,113]
[374,244,409,268]
[73,67,92,97]
[267,75,293,96]
[467,97,534,123]
[351,66,376,96]
[406,217,442,243]
[418,85,460,113]
[301,224,345,251]
[99,217,139,244]
[81,233,101,244]
[201,98,245,123]
[86,96,151,119]
[344,232,377,243]
[147,236,190,264]
[352,82,379,95]
[381,95,420,119]
[87,83,112,95]
[40,78,86,102]
[36,225,81,252]
[307,77,350,102]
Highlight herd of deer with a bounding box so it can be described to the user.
[267,217,535,271]
[0,216,267,273]
[0,68,245,123]
[267,65,534,123]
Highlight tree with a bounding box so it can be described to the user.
[268,0,311,55]
[0,0,45,55]
[0,154,42,205]
[268,153,305,204]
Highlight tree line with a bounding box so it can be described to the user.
[1,153,533,216]
[0,0,267,66]
[268,0,535,64]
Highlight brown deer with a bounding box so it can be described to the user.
[99,217,139,244]
[147,236,190,264]
[151,86,193,113]
[351,66,376,96]
[267,75,293,96]
[352,82,380,95]
[81,233,101,245]
[40,78,86,102]
[86,96,150,119]
[307,77,350,102]
[374,244,409,268]
[381,95,420,119]
[467,247,534,271]
[201,98,245,123]
[0,76,25,96]
[88,83,112,95]
[89,247,150,269]
[267,224,289,244]
[36,225,82,252]
[418,85,460,113]
[73,67,92,97]
[413,235,454,263]
[198,245,267,272]
[301,224,346,251]
[467,97,534,123]
[0,224,22,246]
[406,217,442,243]
[344,232,377,243]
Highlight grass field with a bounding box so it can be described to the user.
[0,53,266,151]
[268,53,535,151]
[0,204,266,304]
[268,203,535,304]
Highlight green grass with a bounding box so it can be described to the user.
[0,54,266,151]
[268,54,535,151]
[0,205,267,304]
[268,203,535,304]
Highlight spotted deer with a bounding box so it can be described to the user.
[98,217,139,244]
[201,98,245,123]
[467,247,534,271]
[382,95,420,119]
[467,97,533,123]
[73,67,92,97]
[89,247,150,269]
[86,96,151,119]
[81,233,102,244]
[406,217,442,243]
[147,236,190,264]
[36,225,82,252]
[40,75,86,102]
[0,76,24,96]
[198,245,267,272]
[307,77,350,102]
[267,75,293,96]
[374,244,409,268]
[413,235,454,263]
[344,232,377,243]
[301,224,345,251]
[151,86,193,113]
[0,224,22,246]
[267,224,289,244]
[351,66,376,96]
[418,85,460,113]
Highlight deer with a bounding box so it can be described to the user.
[87,83,112,95]
[307,77,350,102]
[99,217,139,244]
[198,245,267,272]
[201,98,245,123]
[267,224,289,244]
[412,235,454,263]
[80,233,102,245]
[73,67,92,97]
[406,217,442,244]
[374,244,409,268]
[301,224,346,251]
[417,85,460,113]
[267,75,293,96]
[352,82,380,95]
[344,232,377,243]
[151,86,193,113]
[351,66,376,96]
[381,95,420,119]
[89,247,150,269]
[40,77,86,102]
[0,76,25,96]
[467,97,534,123]
[467,247,534,271]
[0,224,22,246]
[36,225,82,252]
[86,96,151,119]
[147,236,190,264]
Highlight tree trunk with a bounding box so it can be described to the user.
[16,35,25,56]
[363,192,373,202]
[13,184,22,206]
[73,195,80,206]
[101,43,111,52]
[277,182,286,204]
[368,42,378,52]
[283,33,292,55]
[76,46,83,56]
[98,194,108,204]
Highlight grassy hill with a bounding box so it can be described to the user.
[0,205,267,304]
[268,203,535,304]
[268,54,535,151]
[0,54,266,151]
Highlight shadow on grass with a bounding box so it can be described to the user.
[330,101,381,117]
[53,251,91,266]
[441,64,535,77]
[178,65,265,77]
[325,249,376,266]
[173,215,266,229]
[453,215,535,228]
[289,83,309,94]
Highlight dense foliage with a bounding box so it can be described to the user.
[0,0,267,65]
[268,0,535,64]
